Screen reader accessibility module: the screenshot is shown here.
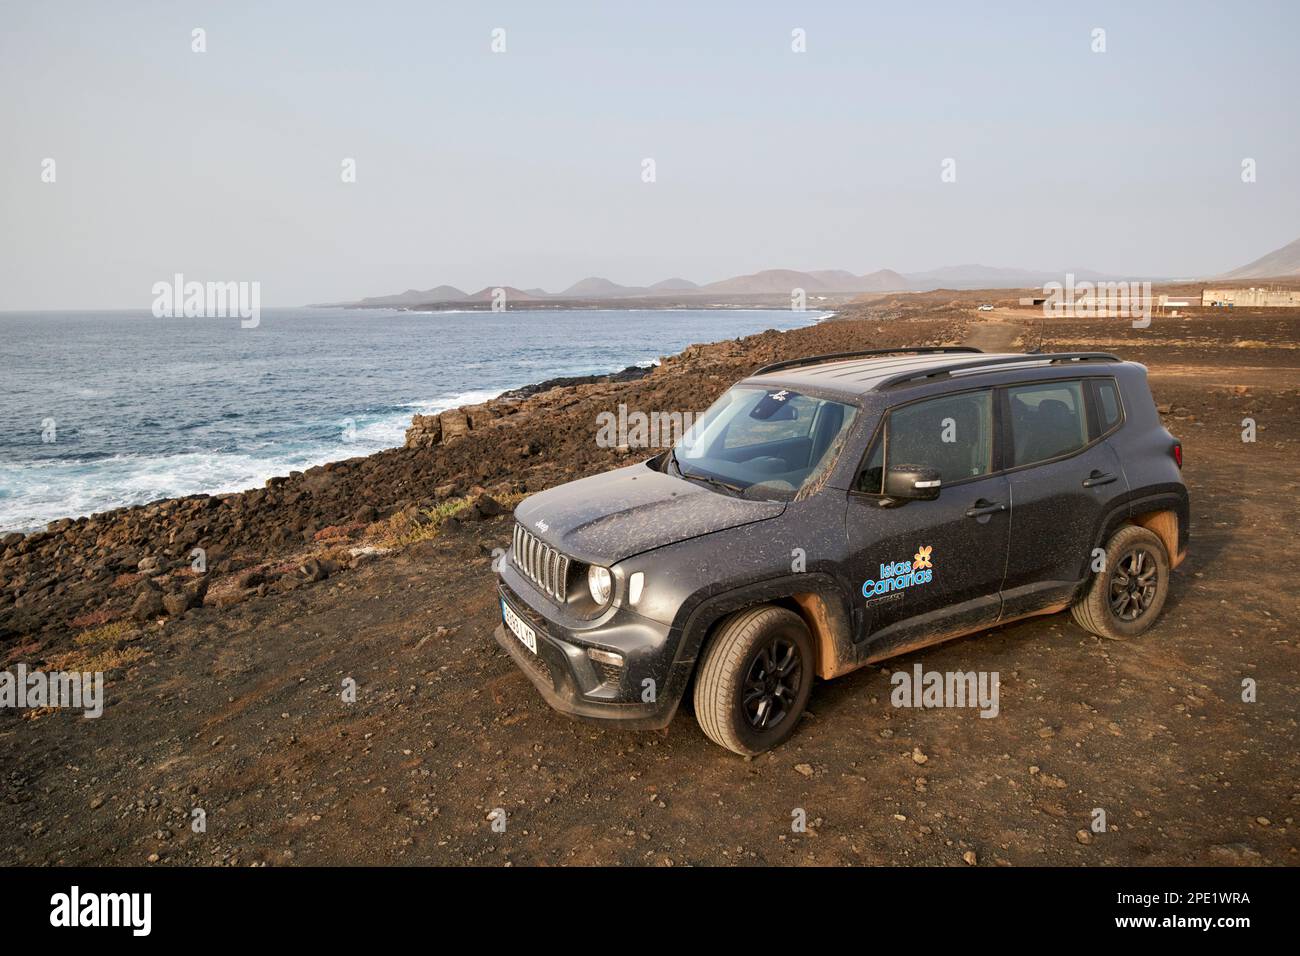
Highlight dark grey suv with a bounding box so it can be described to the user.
[494,347,1189,755]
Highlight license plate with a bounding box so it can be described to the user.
[501,599,537,655]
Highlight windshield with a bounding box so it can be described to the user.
[671,386,859,501]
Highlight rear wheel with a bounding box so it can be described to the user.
[693,605,814,756]
[1071,525,1170,639]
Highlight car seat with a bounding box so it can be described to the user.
[1022,398,1081,462]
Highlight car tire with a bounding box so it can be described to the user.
[693,605,815,756]
[1070,525,1171,639]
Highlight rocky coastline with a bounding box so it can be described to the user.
[0,316,968,655]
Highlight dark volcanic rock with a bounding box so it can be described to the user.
[470,494,506,519]
[498,363,653,402]
[161,591,191,617]
[0,315,973,651]
[131,589,165,622]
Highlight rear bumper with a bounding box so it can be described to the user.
[494,584,692,730]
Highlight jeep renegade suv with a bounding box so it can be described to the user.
[494,347,1188,755]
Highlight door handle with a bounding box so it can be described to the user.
[965,499,1007,518]
[1082,470,1117,488]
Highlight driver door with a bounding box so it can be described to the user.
[845,387,1010,659]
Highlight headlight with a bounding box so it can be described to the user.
[587,565,613,605]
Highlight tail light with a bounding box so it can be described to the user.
[1172,441,1183,469]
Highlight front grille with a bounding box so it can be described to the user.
[512,523,570,600]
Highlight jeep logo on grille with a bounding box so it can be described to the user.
[534,519,549,533]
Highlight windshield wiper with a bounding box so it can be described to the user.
[668,449,745,496]
[691,473,745,496]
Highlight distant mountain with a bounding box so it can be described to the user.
[462,286,544,302]
[335,261,1143,310]
[557,277,647,298]
[556,276,709,297]
[807,269,863,287]
[701,269,830,295]
[649,277,699,292]
[1220,237,1300,279]
[859,269,909,291]
[354,285,467,307]
[701,268,908,295]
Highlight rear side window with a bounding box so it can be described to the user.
[1007,381,1088,466]
[876,390,994,485]
[1094,379,1123,433]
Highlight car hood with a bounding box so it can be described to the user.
[513,462,786,566]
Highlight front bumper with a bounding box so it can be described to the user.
[494,581,691,730]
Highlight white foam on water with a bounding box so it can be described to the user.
[0,310,828,533]
[1,448,320,531]
[0,388,524,531]
[401,388,504,411]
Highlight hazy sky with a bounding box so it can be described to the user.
[1,0,1297,309]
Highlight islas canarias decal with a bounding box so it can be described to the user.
[863,545,934,599]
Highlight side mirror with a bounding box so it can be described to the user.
[883,464,941,501]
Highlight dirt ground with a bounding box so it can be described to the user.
[2,304,1298,867]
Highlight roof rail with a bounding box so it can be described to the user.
[753,346,981,377]
[875,352,1121,389]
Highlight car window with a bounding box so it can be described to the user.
[721,390,816,448]
[884,390,993,484]
[1007,381,1088,466]
[1095,379,1122,433]
[675,386,858,500]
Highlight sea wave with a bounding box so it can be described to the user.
[1,307,824,531]
[0,447,328,527]
[400,389,504,411]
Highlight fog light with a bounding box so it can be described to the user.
[587,648,624,668]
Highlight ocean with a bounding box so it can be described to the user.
[0,307,825,532]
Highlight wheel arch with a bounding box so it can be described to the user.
[1129,507,1185,569]
[674,573,857,681]
[1089,490,1188,576]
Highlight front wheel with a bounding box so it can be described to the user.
[693,605,814,756]
[1071,525,1171,639]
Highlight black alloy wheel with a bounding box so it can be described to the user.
[1109,546,1159,621]
[742,637,803,730]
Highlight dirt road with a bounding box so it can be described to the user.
[3,310,1297,866]
[961,316,1021,353]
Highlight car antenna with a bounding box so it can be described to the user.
[1026,304,1048,354]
